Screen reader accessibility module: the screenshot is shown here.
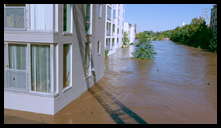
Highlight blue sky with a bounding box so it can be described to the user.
[125,4,214,32]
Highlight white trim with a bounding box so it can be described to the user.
[50,44,54,94]
[27,43,31,92]
[55,44,60,95]
[62,86,72,93]
[29,44,54,95]
[62,32,73,36]
[4,31,54,43]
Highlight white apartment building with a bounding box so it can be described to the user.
[4,4,106,115]
[104,4,125,55]
[123,22,136,43]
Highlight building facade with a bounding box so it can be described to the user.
[4,4,106,115]
[104,4,125,55]
[123,22,136,43]
[210,4,217,35]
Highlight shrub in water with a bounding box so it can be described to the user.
[132,41,156,59]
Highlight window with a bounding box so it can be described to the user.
[84,4,93,34]
[113,9,116,19]
[97,41,101,55]
[8,44,26,70]
[112,38,115,49]
[97,4,102,18]
[106,38,111,50]
[107,6,111,20]
[7,44,27,90]
[4,4,26,29]
[106,22,111,36]
[63,4,72,33]
[31,45,51,93]
[112,24,115,34]
[63,44,72,89]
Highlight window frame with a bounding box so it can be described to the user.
[63,4,73,34]
[4,4,27,31]
[5,43,56,96]
[30,44,51,94]
[6,43,28,91]
[8,43,27,71]
[62,43,73,92]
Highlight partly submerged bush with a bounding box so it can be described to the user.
[132,41,156,59]
[104,49,109,57]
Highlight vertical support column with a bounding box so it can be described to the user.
[27,43,31,91]
[50,44,54,94]
[4,42,9,88]
[57,43,63,95]
[104,5,107,49]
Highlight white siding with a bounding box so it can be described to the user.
[4,91,54,115]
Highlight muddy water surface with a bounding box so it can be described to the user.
[101,40,217,123]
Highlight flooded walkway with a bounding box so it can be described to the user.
[4,40,217,124]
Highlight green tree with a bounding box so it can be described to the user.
[122,32,130,48]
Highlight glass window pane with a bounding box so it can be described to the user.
[8,44,26,70]
[85,4,91,33]
[107,6,111,20]
[63,44,71,88]
[9,45,16,69]
[31,45,51,93]
[5,8,25,28]
[63,4,72,32]
[16,45,26,70]
[63,4,67,32]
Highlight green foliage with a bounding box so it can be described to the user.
[208,36,217,52]
[133,32,156,59]
[132,41,156,59]
[104,49,109,57]
[169,17,215,51]
[135,17,217,53]
[122,32,130,48]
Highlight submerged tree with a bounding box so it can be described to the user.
[133,32,156,59]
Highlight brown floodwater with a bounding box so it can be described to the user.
[102,40,217,124]
[4,40,217,124]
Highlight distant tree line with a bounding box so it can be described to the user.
[136,17,217,52]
